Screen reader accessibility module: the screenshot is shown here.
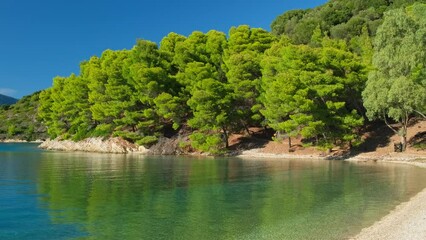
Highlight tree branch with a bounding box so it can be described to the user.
[404,111,409,135]
[383,112,398,134]
[414,110,426,119]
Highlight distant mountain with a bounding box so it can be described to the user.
[0,94,18,105]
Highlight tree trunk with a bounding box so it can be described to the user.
[401,112,409,152]
[401,135,407,152]
[244,125,251,136]
[222,127,229,148]
[288,137,292,151]
[383,112,410,152]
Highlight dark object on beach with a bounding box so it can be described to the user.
[394,142,403,152]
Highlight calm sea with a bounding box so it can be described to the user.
[1,143,425,239]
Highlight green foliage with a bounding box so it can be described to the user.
[171,30,234,150]
[113,130,142,142]
[153,93,184,130]
[271,9,307,38]
[91,124,114,137]
[38,39,181,146]
[187,78,234,148]
[271,0,426,44]
[7,124,16,138]
[70,124,91,141]
[260,38,366,147]
[362,3,426,149]
[0,92,48,141]
[136,136,158,146]
[189,132,224,154]
[32,1,426,154]
[86,50,132,125]
[223,26,277,131]
[349,26,374,66]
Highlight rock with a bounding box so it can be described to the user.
[148,137,181,155]
[0,139,28,143]
[39,137,150,154]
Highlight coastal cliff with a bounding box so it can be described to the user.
[39,137,149,154]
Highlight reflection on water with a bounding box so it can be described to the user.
[1,144,426,239]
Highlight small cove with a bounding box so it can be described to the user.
[1,143,426,239]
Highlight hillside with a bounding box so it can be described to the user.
[0,92,47,141]
[232,120,425,159]
[0,93,18,105]
[271,0,426,43]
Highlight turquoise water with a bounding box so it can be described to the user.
[1,143,426,239]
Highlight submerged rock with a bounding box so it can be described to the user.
[39,137,150,154]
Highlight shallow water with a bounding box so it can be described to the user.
[1,143,425,239]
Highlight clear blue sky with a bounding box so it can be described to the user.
[0,0,327,98]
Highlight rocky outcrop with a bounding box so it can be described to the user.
[39,137,150,154]
[148,136,183,155]
[0,139,29,143]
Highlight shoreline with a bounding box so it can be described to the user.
[238,149,426,240]
[351,187,426,240]
[237,147,426,161]
[350,158,426,240]
[38,138,149,154]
